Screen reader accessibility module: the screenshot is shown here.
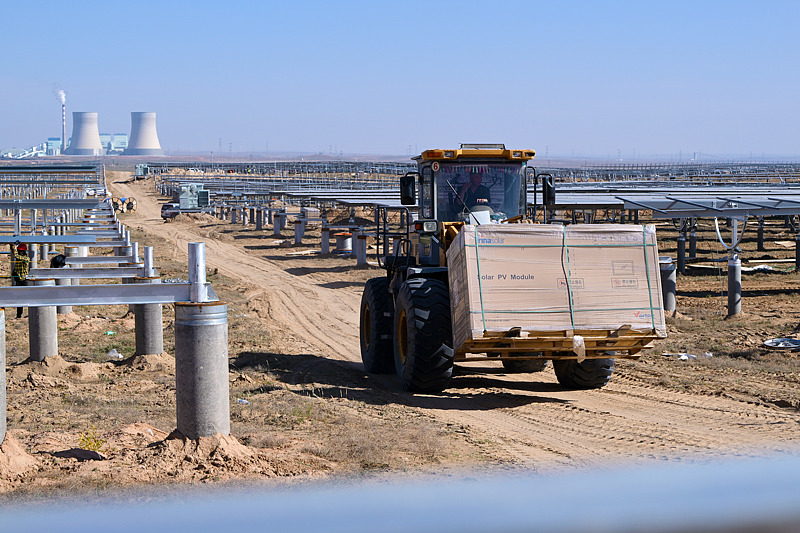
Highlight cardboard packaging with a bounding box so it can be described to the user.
[447,224,666,352]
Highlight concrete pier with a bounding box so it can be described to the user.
[273,212,286,235]
[134,277,164,356]
[1,308,5,445]
[659,257,677,313]
[321,226,330,254]
[29,279,58,362]
[356,234,368,266]
[728,255,742,316]
[175,302,230,438]
[677,234,686,275]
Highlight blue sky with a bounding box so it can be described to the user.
[1,0,798,159]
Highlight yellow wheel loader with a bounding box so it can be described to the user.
[360,144,667,393]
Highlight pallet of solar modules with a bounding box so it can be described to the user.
[446,224,667,362]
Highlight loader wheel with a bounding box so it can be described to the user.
[394,278,454,393]
[360,277,394,374]
[502,353,549,373]
[553,357,615,389]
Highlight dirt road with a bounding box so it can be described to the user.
[114,175,800,471]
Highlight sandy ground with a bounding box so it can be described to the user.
[1,171,799,498]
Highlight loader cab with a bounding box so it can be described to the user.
[400,145,535,266]
[403,144,534,225]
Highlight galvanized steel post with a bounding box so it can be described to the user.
[29,279,58,362]
[757,217,765,252]
[728,254,742,316]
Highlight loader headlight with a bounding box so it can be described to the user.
[414,220,438,233]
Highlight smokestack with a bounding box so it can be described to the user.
[63,112,104,156]
[61,104,66,153]
[54,88,67,153]
[124,112,163,155]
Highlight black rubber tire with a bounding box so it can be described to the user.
[552,358,615,389]
[359,277,394,374]
[502,353,550,373]
[393,278,454,392]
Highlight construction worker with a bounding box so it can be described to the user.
[9,241,30,318]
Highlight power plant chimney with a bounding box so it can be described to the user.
[61,104,66,154]
[63,112,104,155]
[123,112,163,155]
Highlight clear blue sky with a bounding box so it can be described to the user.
[2,0,798,160]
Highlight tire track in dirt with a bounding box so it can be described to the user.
[113,175,800,469]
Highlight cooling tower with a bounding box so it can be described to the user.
[123,112,163,155]
[63,112,104,155]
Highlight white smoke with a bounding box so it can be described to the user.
[53,87,66,105]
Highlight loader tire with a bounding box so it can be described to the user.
[502,353,549,373]
[553,358,615,389]
[394,278,454,392]
[360,277,394,374]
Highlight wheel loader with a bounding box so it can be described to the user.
[360,144,667,393]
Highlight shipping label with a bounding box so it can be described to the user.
[558,278,585,289]
[612,278,639,289]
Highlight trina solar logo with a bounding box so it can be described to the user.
[476,236,505,245]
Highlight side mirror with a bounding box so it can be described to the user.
[400,172,418,205]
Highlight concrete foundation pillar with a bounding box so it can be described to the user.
[29,244,38,270]
[231,208,238,224]
[242,208,248,226]
[249,207,255,224]
[294,220,304,244]
[29,279,58,362]
[1,308,5,445]
[321,226,330,254]
[659,257,677,313]
[175,302,230,438]
[356,234,368,266]
[255,209,263,231]
[350,229,360,259]
[134,277,164,356]
[795,234,800,271]
[55,276,72,315]
[273,213,286,236]
[677,234,686,275]
[727,255,742,316]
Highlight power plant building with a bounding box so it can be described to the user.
[123,112,163,155]
[113,133,128,152]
